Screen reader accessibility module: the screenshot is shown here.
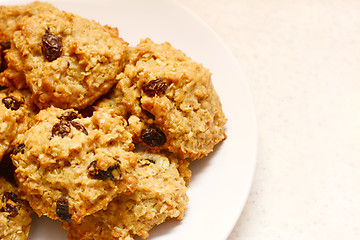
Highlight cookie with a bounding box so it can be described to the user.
[11,7,128,109]
[1,42,27,90]
[93,85,129,118]
[0,176,32,240]
[117,38,227,160]
[0,87,35,162]
[62,151,190,240]
[0,1,56,89]
[12,107,137,223]
[0,1,55,41]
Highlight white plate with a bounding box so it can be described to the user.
[1,0,257,239]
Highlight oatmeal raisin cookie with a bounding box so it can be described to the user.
[11,7,128,109]
[118,38,226,160]
[12,107,137,223]
[63,151,190,240]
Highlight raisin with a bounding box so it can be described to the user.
[142,79,167,97]
[0,41,11,50]
[1,192,20,217]
[103,164,121,181]
[0,56,6,73]
[2,192,18,203]
[70,121,88,135]
[57,111,88,135]
[0,154,16,184]
[13,144,26,155]
[88,159,121,181]
[58,111,79,121]
[41,30,63,62]
[87,161,98,175]
[51,120,71,138]
[56,196,72,222]
[2,96,24,110]
[141,125,166,147]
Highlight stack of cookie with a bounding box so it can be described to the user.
[0,2,227,240]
